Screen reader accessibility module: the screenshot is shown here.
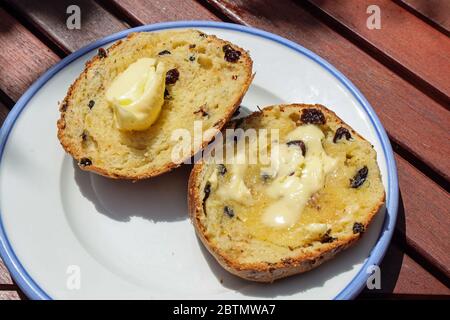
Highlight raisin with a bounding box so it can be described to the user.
[231,75,238,80]
[194,105,208,117]
[60,101,68,112]
[189,55,196,62]
[224,206,234,218]
[333,127,352,143]
[81,131,88,141]
[97,48,107,58]
[158,50,171,55]
[88,100,95,109]
[300,108,326,125]
[199,32,207,38]
[261,173,271,182]
[79,158,92,167]
[222,44,241,63]
[164,88,171,99]
[189,44,196,49]
[202,182,211,214]
[287,140,306,156]
[165,68,179,85]
[353,222,365,234]
[350,166,368,188]
[204,182,211,200]
[218,164,227,175]
[320,229,336,243]
[234,117,244,129]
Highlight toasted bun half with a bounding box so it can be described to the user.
[188,104,385,282]
[57,29,253,179]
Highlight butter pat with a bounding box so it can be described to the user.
[262,125,337,228]
[106,58,166,131]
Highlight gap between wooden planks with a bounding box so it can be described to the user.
[0,0,448,297]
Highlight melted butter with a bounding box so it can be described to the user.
[106,58,166,131]
[204,122,383,248]
[216,144,253,204]
[261,143,304,179]
[262,125,337,228]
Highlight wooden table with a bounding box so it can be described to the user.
[0,0,449,300]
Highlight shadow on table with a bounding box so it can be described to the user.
[361,191,407,296]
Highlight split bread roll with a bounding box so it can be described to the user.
[188,104,385,282]
[57,29,253,179]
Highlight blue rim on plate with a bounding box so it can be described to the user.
[0,21,398,300]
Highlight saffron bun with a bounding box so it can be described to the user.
[57,29,253,179]
[188,104,385,282]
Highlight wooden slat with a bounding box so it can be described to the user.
[108,0,219,24]
[0,291,21,300]
[204,0,450,182]
[307,0,450,102]
[395,154,450,277]
[3,0,128,53]
[397,0,450,35]
[362,244,450,296]
[0,8,60,102]
[204,0,450,278]
[1,253,22,300]
[0,258,13,285]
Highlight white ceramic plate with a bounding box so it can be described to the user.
[0,22,398,300]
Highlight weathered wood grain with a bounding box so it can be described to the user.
[0,8,60,102]
[0,103,19,297]
[395,154,450,278]
[108,0,219,25]
[0,101,13,296]
[3,0,128,53]
[204,0,450,182]
[307,0,450,102]
[362,243,450,295]
[397,0,450,35]
[0,290,21,300]
[0,251,22,299]
[0,258,13,285]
